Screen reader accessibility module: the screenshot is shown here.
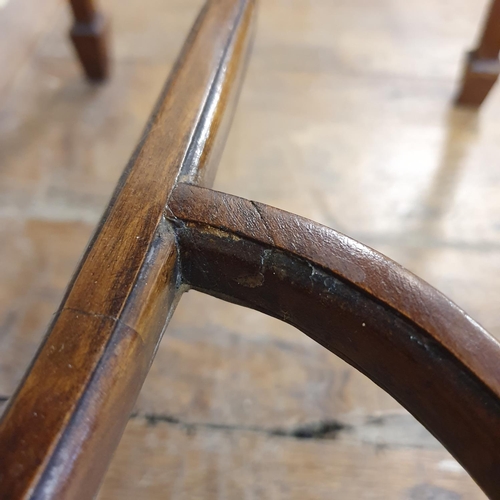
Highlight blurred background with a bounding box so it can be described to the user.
[1,0,499,498]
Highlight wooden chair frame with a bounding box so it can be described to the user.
[1,1,500,498]
[69,0,109,81]
[456,0,500,106]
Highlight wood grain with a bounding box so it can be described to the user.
[98,418,486,499]
[0,1,256,498]
[169,182,500,499]
[1,0,500,498]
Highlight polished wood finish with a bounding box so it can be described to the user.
[0,0,256,497]
[69,0,110,81]
[456,0,500,106]
[1,0,500,499]
[169,182,500,499]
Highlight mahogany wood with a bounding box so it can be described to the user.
[1,0,500,498]
[0,0,256,498]
[456,0,500,106]
[169,182,500,499]
[69,0,110,81]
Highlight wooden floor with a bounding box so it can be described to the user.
[1,0,500,498]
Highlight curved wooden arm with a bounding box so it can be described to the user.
[168,182,500,499]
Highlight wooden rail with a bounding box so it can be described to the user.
[0,0,256,497]
[1,0,500,498]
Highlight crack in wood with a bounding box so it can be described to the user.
[129,412,350,441]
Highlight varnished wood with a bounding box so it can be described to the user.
[456,0,500,106]
[0,1,256,498]
[0,0,500,498]
[168,182,500,499]
[69,0,110,81]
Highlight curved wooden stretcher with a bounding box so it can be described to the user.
[1,0,500,498]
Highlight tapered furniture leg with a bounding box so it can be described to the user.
[69,0,109,81]
[456,0,500,106]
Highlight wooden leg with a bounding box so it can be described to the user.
[456,0,500,107]
[69,0,109,81]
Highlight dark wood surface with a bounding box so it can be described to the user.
[69,0,109,81]
[456,0,500,106]
[169,182,500,499]
[0,0,256,498]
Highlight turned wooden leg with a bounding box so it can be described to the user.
[69,0,109,81]
[456,0,500,107]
